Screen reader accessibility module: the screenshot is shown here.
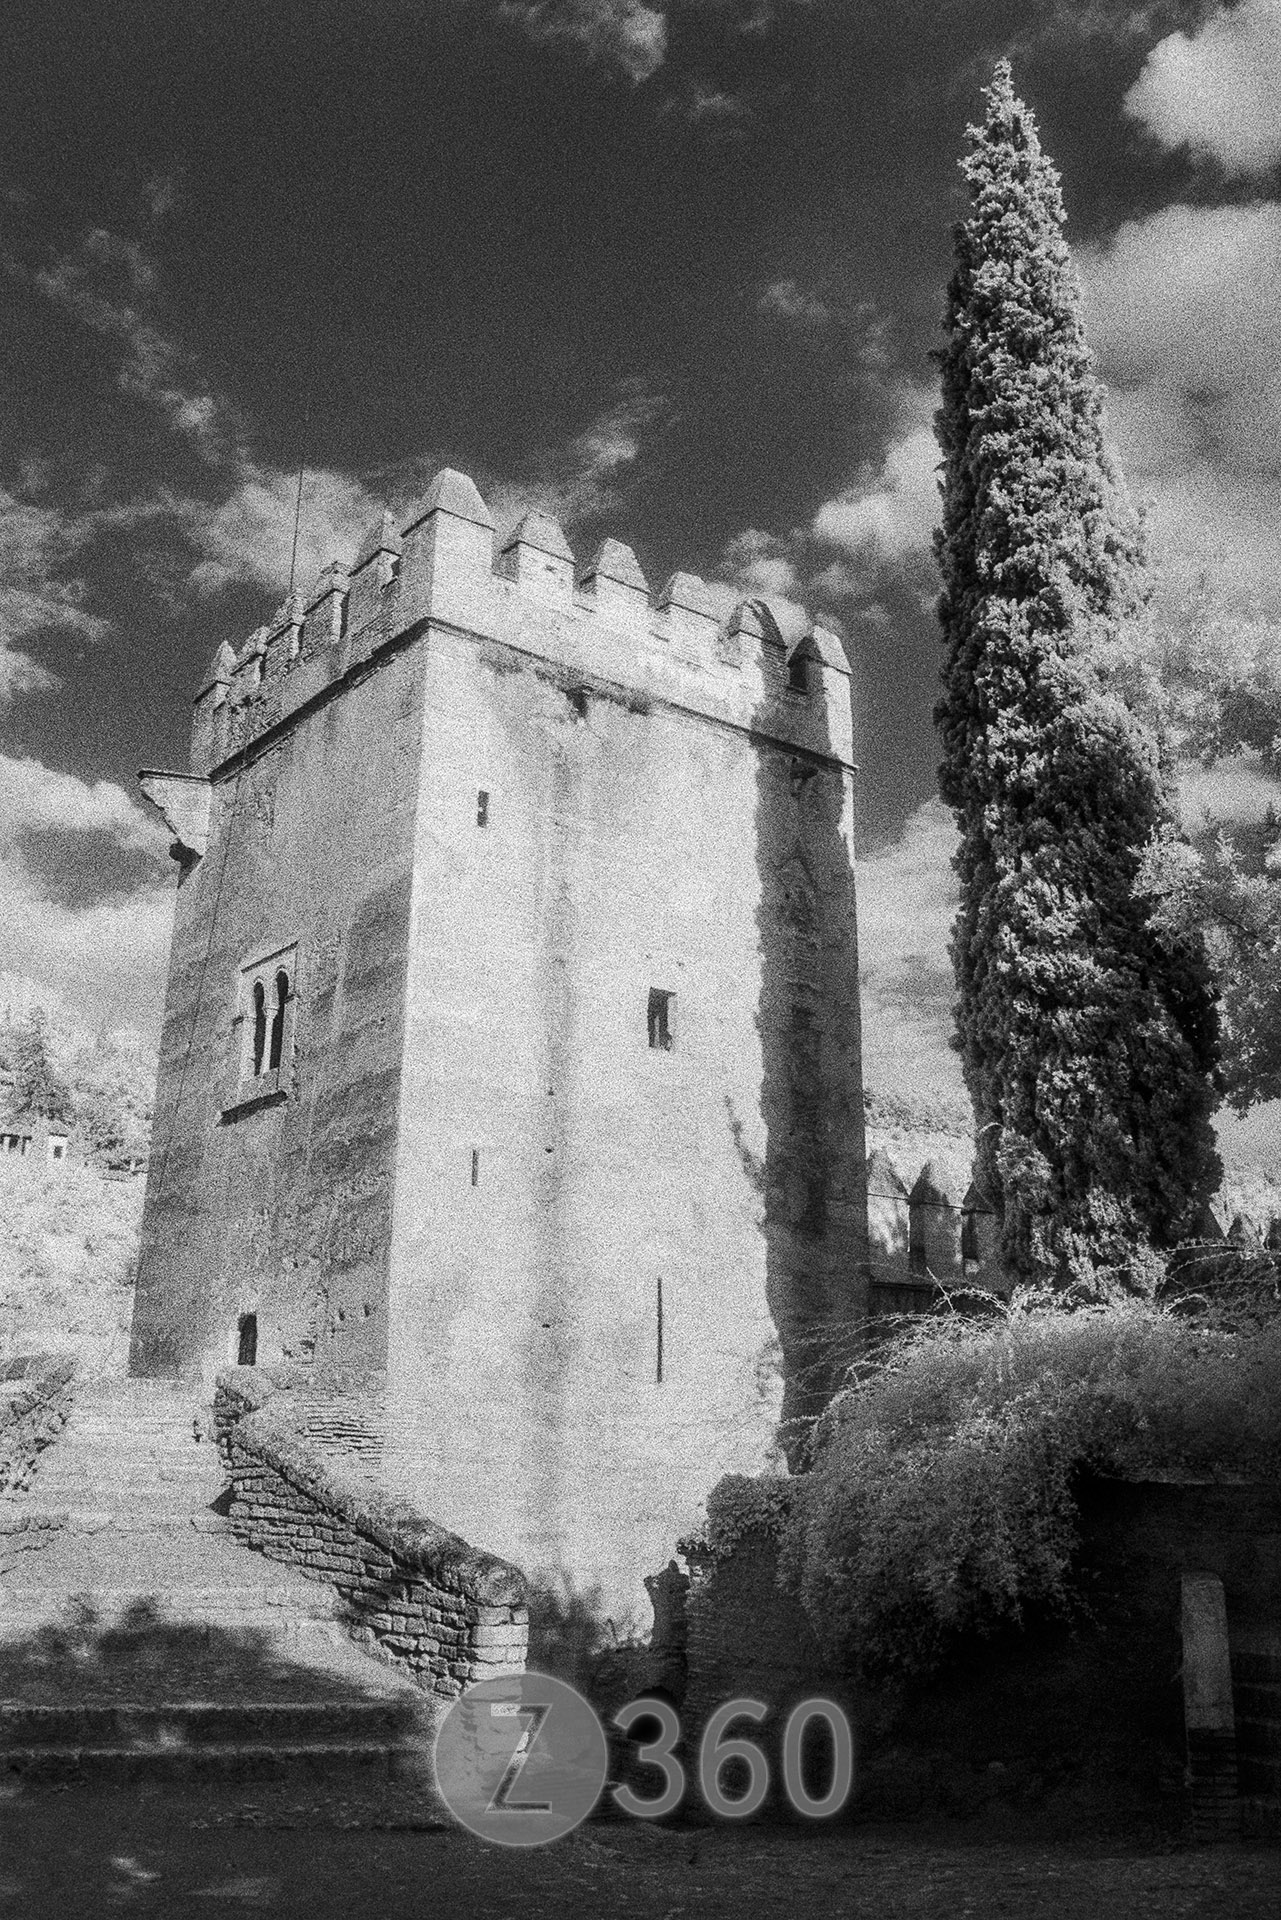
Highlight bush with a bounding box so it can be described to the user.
[0,1161,143,1377]
[679,1473,798,1560]
[777,1295,1281,1683]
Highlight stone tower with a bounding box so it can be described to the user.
[131,471,868,1622]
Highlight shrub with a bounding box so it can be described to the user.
[777,1295,1281,1682]
[0,1161,143,1377]
[679,1473,798,1560]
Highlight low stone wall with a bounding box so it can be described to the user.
[215,1367,528,1696]
[1081,1475,1281,1626]
[678,1477,1281,1834]
[0,1354,75,1493]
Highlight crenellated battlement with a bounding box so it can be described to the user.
[191,469,854,776]
[865,1149,1010,1309]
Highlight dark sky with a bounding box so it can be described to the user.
[2,0,1273,1060]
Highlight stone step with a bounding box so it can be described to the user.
[1238,1716,1281,1755]
[1241,1796,1281,1843]
[1239,1753,1281,1798]
[27,1483,215,1500]
[0,1619,361,1669]
[0,1583,344,1615]
[1231,1632,1281,1685]
[37,1457,207,1469]
[1,1739,427,1787]
[0,1698,421,1750]
[0,1595,343,1629]
[25,1474,220,1497]
[1234,1681,1281,1722]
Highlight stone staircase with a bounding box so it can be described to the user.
[1232,1624,1281,1843]
[0,1378,435,1793]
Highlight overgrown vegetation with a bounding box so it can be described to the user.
[1137,587,1281,1111]
[863,1085,971,1138]
[0,1010,152,1173]
[770,1294,1281,1685]
[0,1161,144,1376]
[933,64,1220,1290]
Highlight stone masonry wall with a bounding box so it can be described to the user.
[0,1353,75,1493]
[678,1484,1281,1833]
[215,1368,528,1695]
[130,637,427,1386]
[137,465,868,1626]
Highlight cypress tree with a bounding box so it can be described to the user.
[8,1010,73,1127]
[933,63,1220,1290]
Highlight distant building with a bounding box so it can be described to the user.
[0,1114,70,1169]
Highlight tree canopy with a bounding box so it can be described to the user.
[1138,592,1281,1111]
[933,63,1220,1290]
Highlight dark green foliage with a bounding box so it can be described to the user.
[69,1033,153,1171]
[0,1012,152,1168]
[3,1011,73,1127]
[779,1298,1281,1683]
[933,64,1220,1288]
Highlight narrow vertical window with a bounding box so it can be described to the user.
[647,988,674,1051]
[656,1276,664,1384]
[471,1147,480,1187]
[237,1313,258,1366]
[268,969,289,1071]
[251,981,267,1076]
[477,790,489,827]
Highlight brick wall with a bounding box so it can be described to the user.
[0,1353,75,1492]
[215,1367,527,1695]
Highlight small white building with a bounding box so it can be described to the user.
[0,1115,70,1169]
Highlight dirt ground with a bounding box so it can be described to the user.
[2,1788,1279,1920]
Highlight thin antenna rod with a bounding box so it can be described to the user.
[287,389,312,601]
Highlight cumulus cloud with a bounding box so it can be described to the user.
[1079,202,1281,612]
[1124,0,1281,178]
[704,388,944,640]
[495,0,667,82]
[0,758,168,856]
[1081,202,1281,453]
[758,279,836,327]
[179,466,381,599]
[489,382,667,539]
[856,797,966,1107]
[28,227,673,613]
[29,229,393,600]
[0,754,173,1038]
[707,526,813,639]
[0,861,173,1039]
[35,229,238,463]
[810,386,941,579]
[662,81,751,127]
[0,487,111,705]
[756,283,894,373]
